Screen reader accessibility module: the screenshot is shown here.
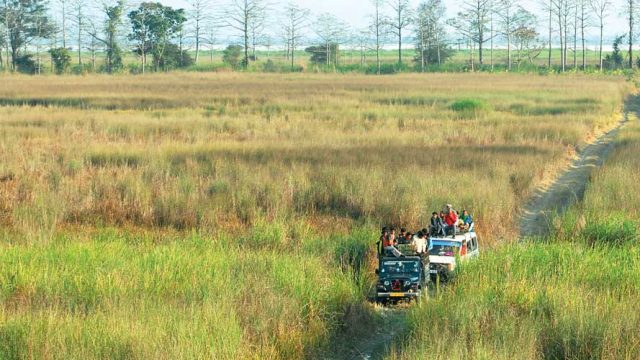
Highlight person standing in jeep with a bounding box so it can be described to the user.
[443,205,458,237]
[379,226,402,257]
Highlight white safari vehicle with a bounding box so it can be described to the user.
[428,232,479,281]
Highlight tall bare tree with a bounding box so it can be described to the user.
[224,0,267,69]
[0,19,6,69]
[495,0,533,70]
[449,0,493,65]
[577,0,589,69]
[188,0,210,65]
[388,0,412,64]
[69,0,85,66]
[545,0,553,67]
[415,0,447,71]
[56,0,68,48]
[573,0,578,68]
[591,0,610,71]
[283,2,309,70]
[369,0,387,74]
[552,0,574,71]
[205,22,216,63]
[314,13,346,67]
[625,0,635,68]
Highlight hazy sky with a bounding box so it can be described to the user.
[151,0,627,43]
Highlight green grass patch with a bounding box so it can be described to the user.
[450,98,492,118]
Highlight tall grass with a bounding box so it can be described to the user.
[0,73,632,358]
[0,229,374,359]
[391,243,640,360]
[0,73,628,242]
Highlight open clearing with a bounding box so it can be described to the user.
[0,73,633,359]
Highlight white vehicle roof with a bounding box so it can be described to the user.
[429,232,476,244]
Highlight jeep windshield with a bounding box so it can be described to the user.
[428,241,460,257]
[380,260,421,276]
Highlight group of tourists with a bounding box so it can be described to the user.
[378,204,474,258]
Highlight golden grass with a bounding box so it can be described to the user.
[0,73,629,241]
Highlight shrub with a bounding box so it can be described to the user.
[364,62,410,75]
[14,55,39,74]
[450,98,492,117]
[222,45,243,70]
[49,47,72,74]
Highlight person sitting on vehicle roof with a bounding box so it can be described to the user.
[430,212,446,237]
[443,205,458,237]
[404,231,413,245]
[397,228,408,244]
[459,210,474,232]
[413,230,428,255]
[383,228,403,257]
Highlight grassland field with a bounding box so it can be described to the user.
[0,72,635,359]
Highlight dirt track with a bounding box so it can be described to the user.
[519,115,629,238]
[342,306,408,360]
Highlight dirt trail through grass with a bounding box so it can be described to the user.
[339,306,409,360]
[520,106,634,237]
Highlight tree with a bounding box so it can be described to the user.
[305,43,339,65]
[205,22,216,63]
[604,34,624,69]
[49,46,70,74]
[313,13,346,67]
[369,0,388,74]
[448,0,493,65]
[283,2,309,71]
[625,0,635,68]
[551,0,574,71]
[188,0,210,64]
[414,0,449,71]
[513,26,543,67]
[576,0,590,69]
[495,0,535,70]
[69,0,85,67]
[224,0,267,69]
[388,0,412,65]
[0,0,54,70]
[129,3,187,73]
[88,0,125,73]
[544,0,553,67]
[590,0,610,71]
[56,0,68,47]
[0,22,5,69]
[85,17,100,71]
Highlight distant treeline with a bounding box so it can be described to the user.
[0,0,636,75]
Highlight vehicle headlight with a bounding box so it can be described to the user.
[383,280,390,286]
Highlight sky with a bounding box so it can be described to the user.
[141,0,628,45]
